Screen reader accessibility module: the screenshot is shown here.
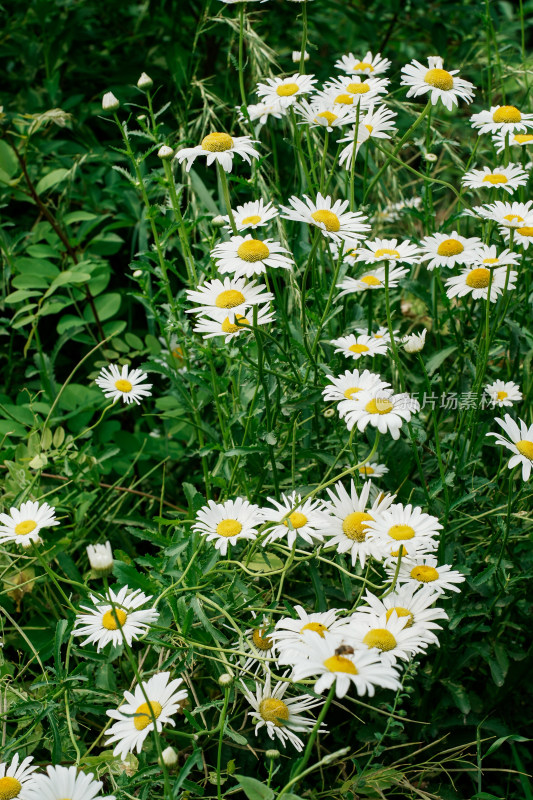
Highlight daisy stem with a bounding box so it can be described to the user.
[32,544,77,613]
[162,158,198,285]
[280,683,336,795]
[349,104,361,212]
[299,0,308,75]
[319,129,329,193]
[380,544,404,599]
[384,260,405,393]
[217,163,238,234]
[275,541,296,603]
[216,686,231,800]
[308,247,344,365]
[302,432,381,505]
[238,4,248,111]
[253,305,280,497]
[417,353,450,523]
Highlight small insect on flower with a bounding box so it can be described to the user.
[331,333,390,361]
[73,586,159,651]
[0,501,59,548]
[24,764,115,800]
[461,163,529,194]
[444,264,517,303]
[193,498,262,555]
[95,363,152,405]
[175,132,259,172]
[0,754,38,800]
[485,380,522,408]
[400,56,475,110]
[487,414,533,481]
[470,104,533,136]
[106,672,188,760]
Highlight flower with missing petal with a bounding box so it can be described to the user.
[487,414,533,480]
[401,56,475,110]
[175,132,259,172]
[484,380,522,408]
[334,51,391,76]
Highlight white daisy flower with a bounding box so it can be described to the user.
[259,491,331,547]
[279,193,370,244]
[292,50,309,63]
[293,99,356,131]
[364,503,441,560]
[336,264,409,296]
[357,584,448,637]
[221,199,279,231]
[192,498,262,555]
[106,672,188,760]
[501,221,533,249]
[239,101,286,125]
[485,380,522,408]
[461,163,529,194]
[241,670,323,752]
[493,129,533,153]
[334,51,391,76]
[327,239,361,266]
[24,765,115,800]
[331,333,390,360]
[357,461,389,480]
[387,555,466,594]
[320,74,389,105]
[355,237,420,265]
[175,132,259,173]
[467,200,533,229]
[337,105,398,161]
[256,74,317,108]
[444,264,517,302]
[400,56,475,110]
[418,231,483,270]
[0,501,59,548]
[336,125,371,167]
[95,363,152,405]
[402,329,427,353]
[323,479,396,568]
[470,104,533,136]
[354,325,398,343]
[468,244,521,269]
[0,754,38,800]
[346,610,430,666]
[185,277,274,320]
[487,414,533,481]
[322,368,390,403]
[193,306,275,342]
[340,389,421,440]
[272,606,351,664]
[290,631,401,699]
[73,586,159,651]
[211,234,294,278]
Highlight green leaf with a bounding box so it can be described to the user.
[190,169,220,215]
[485,734,530,759]
[426,345,458,376]
[83,292,121,322]
[0,140,19,179]
[245,552,284,574]
[54,619,69,678]
[233,775,274,800]
[35,168,70,194]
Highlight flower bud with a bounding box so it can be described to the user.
[158,145,174,160]
[402,329,427,354]
[323,408,335,418]
[132,269,143,278]
[292,51,309,63]
[425,153,437,162]
[161,746,178,767]
[265,749,280,760]
[218,672,233,687]
[137,72,153,90]
[102,92,120,111]
[87,541,114,575]
[212,215,226,228]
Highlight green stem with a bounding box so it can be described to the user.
[299,1,308,74]
[217,687,231,800]
[217,163,238,234]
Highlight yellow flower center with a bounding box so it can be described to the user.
[323,654,357,674]
[221,315,250,334]
[385,606,414,627]
[346,81,370,94]
[201,132,234,152]
[311,209,341,232]
[242,214,262,225]
[483,258,499,264]
[259,697,290,725]
[252,628,273,650]
[365,124,374,134]
[115,379,133,393]
[343,386,361,399]
[0,777,22,800]
[365,398,394,415]
[504,214,524,223]
[342,511,374,542]
[216,519,242,537]
[172,345,184,360]
[492,105,521,123]
[334,93,354,105]
[360,275,382,286]
[516,226,533,237]
[359,465,375,475]
[300,621,328,637]
[349,343,370,353]
[424,68,454,90]
[374,248,400,259]
[363,628,397,651]
[237,239,270,262]
[516,440,533,460]
[14,520,37,536]
[513,133,533,143]
[215,289,245,308]
[276,82,300,97]
[465,267,491,288]
[387,524,416,540]
[352,62,374,72]
[496,390,508,400]
[437,238,464,257]
[482,173,508,185]
[283,512,308,529]
[134,700,163,731]
[316,111,338,125]
[411,565,439,583]
[102,608,128,630]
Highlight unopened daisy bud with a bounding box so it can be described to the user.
[102,92,120,111]
[323,408,335,418]
[137,114,147,122]
[137,72,153,90]
[425,153,438,162]
[158,144,174,160]
[87,541,113,575]
[132,269,143,278]
[292,50,309,62]
[218,672,233,687]
[212,215,226,228]
[265,749,280,760]
[161,746,178,767]
[402,329,427,353]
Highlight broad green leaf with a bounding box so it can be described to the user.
[35,168,70,194]
[233,775,274,800]
[83,292,121,322]
[426,345,458,376]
